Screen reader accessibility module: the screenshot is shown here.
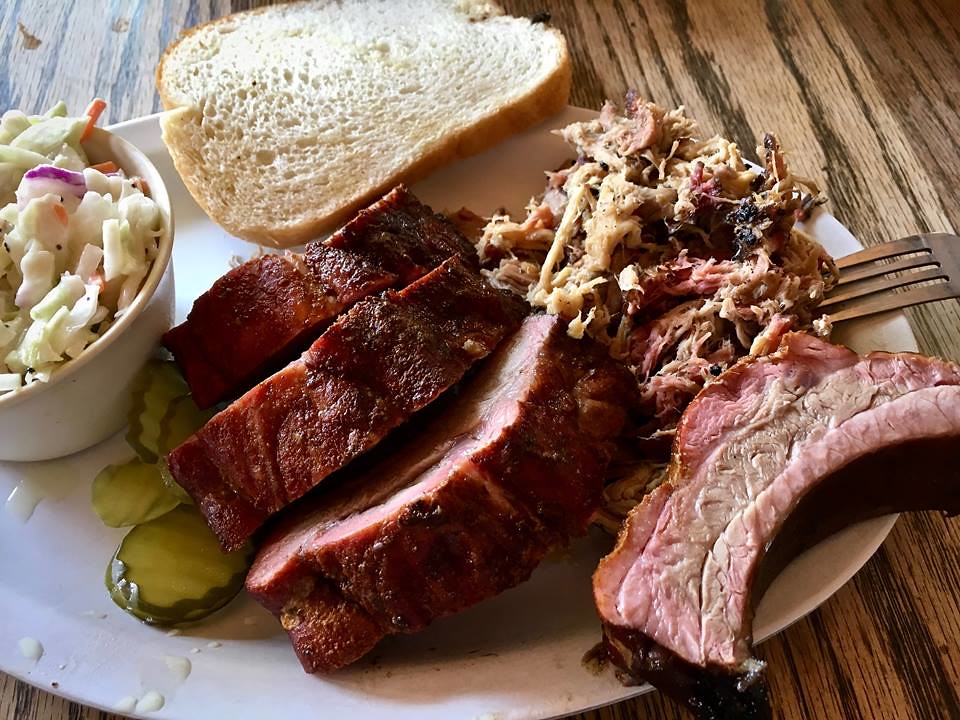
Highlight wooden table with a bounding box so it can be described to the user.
[2,1,958,718]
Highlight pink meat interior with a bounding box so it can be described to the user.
[250,315,553,585]
[595,333,960,670]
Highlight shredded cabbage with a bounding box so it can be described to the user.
[0,111,32,145]
[16,249,55,309]
[11,116,86,158]
[0,102,163,392]
[103,219,144,281]
[30,274,85,321]
[9,305,69,370]
[74,243,104,281]
[0,102,88,206]
[84,167,128,200]
[72,191,119,247]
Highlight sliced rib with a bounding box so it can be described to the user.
[163,185,475,408]
[246,315,635,672]
[593,332,960,719]
[167,256,525,550]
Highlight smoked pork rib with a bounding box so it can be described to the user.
[163,185,475,408]
[167,256,525,550]
[593,333,960,719]
[246,314,635,672]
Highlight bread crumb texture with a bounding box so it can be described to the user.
[158,0,569,246]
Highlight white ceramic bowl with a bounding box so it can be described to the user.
[0,127,175,461]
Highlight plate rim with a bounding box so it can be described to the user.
[0,105,912,719]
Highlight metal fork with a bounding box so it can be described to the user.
[820,233,960,323]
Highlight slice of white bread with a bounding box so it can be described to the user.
[156,0,570,247]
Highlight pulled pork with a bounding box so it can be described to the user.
[477,94,838,529]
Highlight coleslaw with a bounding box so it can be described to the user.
[0,101,163,393]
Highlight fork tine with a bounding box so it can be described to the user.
[826,282,959,323]
[836,254,940,285]
[822,267,949,308]
[834,236,930,270]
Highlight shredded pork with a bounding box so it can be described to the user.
[476,94,838,528]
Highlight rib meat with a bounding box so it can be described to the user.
[167,256,525,550]
[163,186,475,408]
[246,314,634,672]
[593,333,960,719]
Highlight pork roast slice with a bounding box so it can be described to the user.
[593,332,960,719]
[163,185,475,408]
[246,314,635,672]
[167,256,525,550]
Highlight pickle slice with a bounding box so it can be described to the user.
[127,361,213,463]
[157,457,193,505]
[106,506,252,626]
[159,395,214,457]
[92,459,180,527]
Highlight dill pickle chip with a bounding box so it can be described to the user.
[127,361,211,462]
[158,395,214,457]
[157,457,193,505]
[92,459,181,527]
[127,361,190,462]
[106,505,252,626]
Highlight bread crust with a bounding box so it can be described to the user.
[156,1,572,248]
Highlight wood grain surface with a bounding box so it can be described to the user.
[2,1,959,718]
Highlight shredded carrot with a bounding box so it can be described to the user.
[134,177,150,197]
[80,98,107,143]
[52,204,68,226]
[90,160,118,174]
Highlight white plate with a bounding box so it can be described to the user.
[0,107,915,720]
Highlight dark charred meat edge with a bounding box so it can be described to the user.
[476,95,838,531]
[163,185,475,408]
[593,333,960,719]
[603,624,771,720]
[167,255,526,551]
[246,315,635,672]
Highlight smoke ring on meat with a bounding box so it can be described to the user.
[592,333,960,718]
